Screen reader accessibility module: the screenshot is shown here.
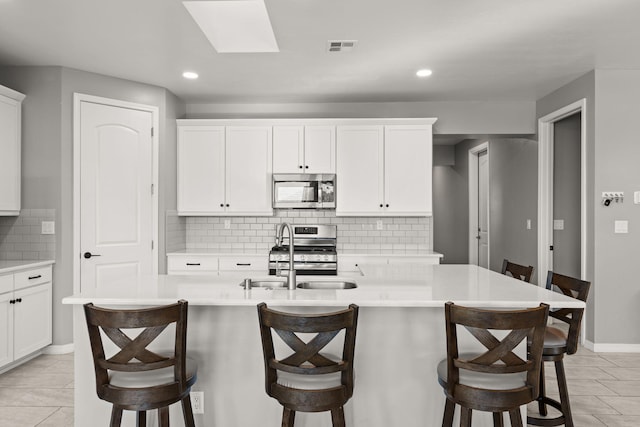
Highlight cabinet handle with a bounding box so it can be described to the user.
[220,203,224,207]
[305,165,309,169]
[226,204,230,207]
[299,165,303,169]
[236,263,251,266]
[186,263,201,266]
[379,204,383,208]
[386,204,389,207]
[28,275,42,280]
[16,298,22,303]
[9,299,15,304]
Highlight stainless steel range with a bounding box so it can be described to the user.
[268,224,337,276]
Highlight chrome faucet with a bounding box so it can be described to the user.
[275,222,296,290]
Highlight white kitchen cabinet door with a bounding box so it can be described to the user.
[13,283,52,360]
[0,86,25,216]
[384,125,433,215]
[0,292,14,367]
[336,126,384,215]
[167,254,218,275]
[273,125,335,174]
[177,126,226,215]
[273,126,304,173]
[304,126,335,173]
[225,126,273,215]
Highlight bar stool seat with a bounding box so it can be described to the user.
[437,354,527,390]
[109,356,197,388]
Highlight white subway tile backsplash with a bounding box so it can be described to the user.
[0,209,57,261]
[183,213,432,254]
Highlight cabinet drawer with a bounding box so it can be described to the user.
[167,255,218,274]
[14,266,51,290]
[0,274,12,294]
[218,256,267,272]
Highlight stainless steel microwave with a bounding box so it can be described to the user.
[272,174,336,209]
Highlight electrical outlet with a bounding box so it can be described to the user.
[376,220,384,230]
[41,221,55,235]
[224,220,231,229]
[191,391,204,414]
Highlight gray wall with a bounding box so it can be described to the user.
[0,66,184,346]
[186,101,537,135]
[536,69,640,346]
[432,138,538,279]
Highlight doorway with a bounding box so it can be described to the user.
[469,142,490,268]
[538,99,587,284]
[73,94,159,292]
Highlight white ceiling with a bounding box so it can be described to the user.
[0,0,639,104]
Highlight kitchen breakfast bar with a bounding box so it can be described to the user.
[62,264,584,427]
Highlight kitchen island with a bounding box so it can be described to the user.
[62,264,584,427]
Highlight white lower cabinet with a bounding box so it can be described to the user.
[0,265,53,370]
[167,254,268,275]
[338,254,441,273]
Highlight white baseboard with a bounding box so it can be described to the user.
[585,340,640,353]
[43,343,74,355]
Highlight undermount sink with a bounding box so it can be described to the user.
[238,279,287,289]
[296,281,358,290]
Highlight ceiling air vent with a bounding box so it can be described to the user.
[327,40,357,52]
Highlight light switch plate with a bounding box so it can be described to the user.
[614,220,629,234]
[553,219,564,230]
[41,221,55,235]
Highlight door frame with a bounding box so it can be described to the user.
[72,93,159,293]
[468,142,490,266]
[537,98,587,285]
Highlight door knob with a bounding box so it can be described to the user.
[83,252,102,259]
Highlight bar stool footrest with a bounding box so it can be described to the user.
[526,396,565,426]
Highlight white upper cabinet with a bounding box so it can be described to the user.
[336,126,384,215]
[177,123,273,216]
[383,125,433,215]
[224,126,273,215]
[336,122,433,216]
[273,125,335,173]
[177,126,225,214]
[0,85,25,216]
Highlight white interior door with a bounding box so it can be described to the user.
[477,150,490,268]
[79,101,154,291]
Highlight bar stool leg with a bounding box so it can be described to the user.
[508,408,523,427]
[460,407,472,427]
[537,362,548,416]
[110,407,123,427]
[556,359,574,427]
[181,395,196,427]
[492,412,504,427]
[442,398,455,427]
[158,407,169,427]
[282,407,295,427]
[136,411,146,427]
[331,406,346,427]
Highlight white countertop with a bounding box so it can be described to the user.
[0,260,55,274]
[167,250,443,258]
[62,264,583,309]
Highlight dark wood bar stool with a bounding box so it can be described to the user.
[257,303,359,427]
[438,301,549,427]
[84,300,197,427]
[501,259,534,283]
[527,271,591,427]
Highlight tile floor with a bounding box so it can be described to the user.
[2,348,640,426]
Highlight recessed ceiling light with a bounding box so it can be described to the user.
[183,71,199,80]
[416,69,433,78]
